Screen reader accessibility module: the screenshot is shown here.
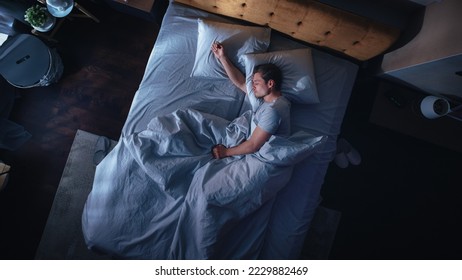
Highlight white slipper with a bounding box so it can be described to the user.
[337,138,361,165]
[334,152,349,168]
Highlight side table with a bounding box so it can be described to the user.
[369,81,462,153]
[32,0,99,42]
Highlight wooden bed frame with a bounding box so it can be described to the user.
[174,0,400,61]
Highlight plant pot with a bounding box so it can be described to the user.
[32,12,56,32]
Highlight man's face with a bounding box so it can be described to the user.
[252,72,270,98]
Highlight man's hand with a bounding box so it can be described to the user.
[212,144,227,159]
[211,42,225,60]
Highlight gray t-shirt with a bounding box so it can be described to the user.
[248,90,291,137]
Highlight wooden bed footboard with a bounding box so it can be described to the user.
[174,0,400,61]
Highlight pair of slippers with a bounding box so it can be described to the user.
[334,138,361,168]
[93,136,111,166]
[0,161,11,192]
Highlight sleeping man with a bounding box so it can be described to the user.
[211,42,291,159]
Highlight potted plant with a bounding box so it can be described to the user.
[24,4,56,32]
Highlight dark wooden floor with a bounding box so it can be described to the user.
[0,0,159,259]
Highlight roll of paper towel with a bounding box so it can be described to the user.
[420,96,450,119]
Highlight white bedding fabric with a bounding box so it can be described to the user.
[83,109,326,259]
[82,2,358,259]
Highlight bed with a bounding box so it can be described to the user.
[81,0,399,259]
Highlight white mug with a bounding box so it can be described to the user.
[420,96,450,119]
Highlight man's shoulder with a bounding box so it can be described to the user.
[278,95,291,105]
[272,96,291,111]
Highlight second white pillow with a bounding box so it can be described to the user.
[191,18,271,79]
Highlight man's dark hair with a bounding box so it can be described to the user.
[253,63,282,91]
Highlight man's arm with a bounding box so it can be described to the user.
[211,42,247,94]
[212,126,271,159]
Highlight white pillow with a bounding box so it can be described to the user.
[191,18,271,79]
[241,48,320,104]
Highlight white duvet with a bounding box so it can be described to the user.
[82,108,326,259]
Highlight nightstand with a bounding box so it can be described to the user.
[369,81,462,153]
[106,0,168,24]
[32,0,99,42]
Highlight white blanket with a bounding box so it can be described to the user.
[82,108,326,259]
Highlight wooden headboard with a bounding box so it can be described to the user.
[174,0,400,61]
